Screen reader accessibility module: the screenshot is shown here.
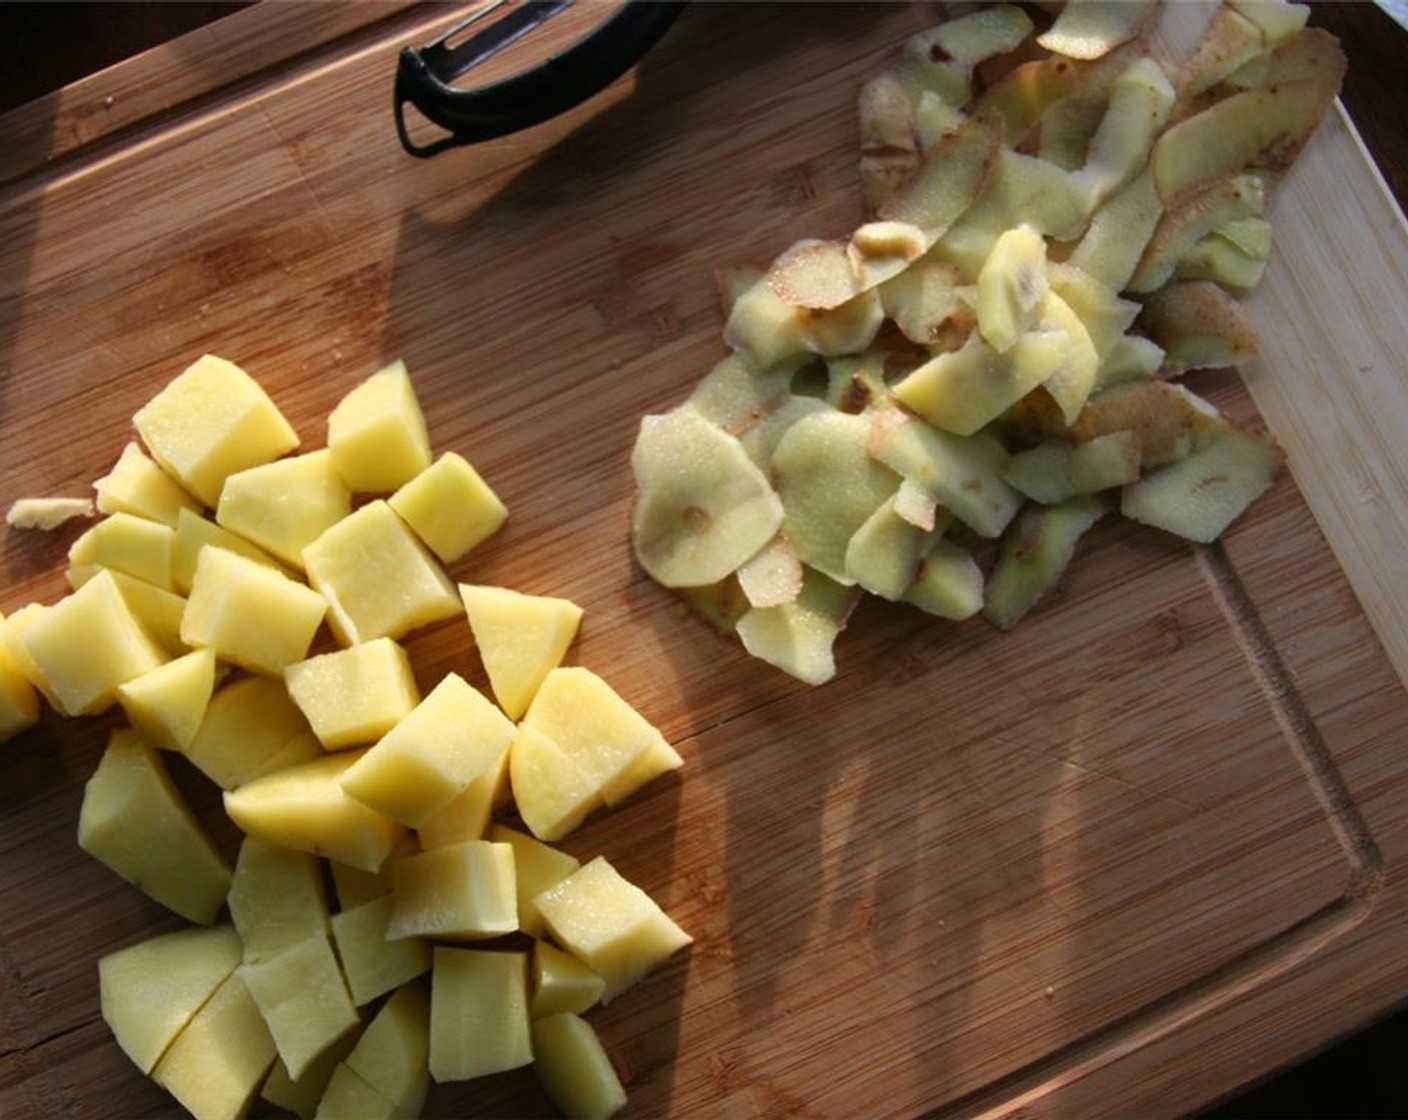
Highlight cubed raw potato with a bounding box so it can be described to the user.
[181,545,328,675]
[99,925,242,1075]
[285,638,420,751]
[94,441,203,527]
[508,724,605,843]
[0,604,60,709]
[17,569,168,716]
[238,933,359,1079]
[186,674,314,789]
[535,857,691,1003]
[105,571,190,658]
[388,840,518,941]
[331,894,431,1006]
[343,981,431,1112]
[339,672,515,827]
[217,450,352,571]
[115,647,217,752]
[488,824,580,939]
[223,752,407,873]
[329,835,419,910]
[261,1030,362,1120]
[173,509,288,595]
[429,948,532,1082]
[521,667,675,806]
[247,730,326,784]
[532,1013,627,1120]
[0,615,39,743]
[601,738,685,808]
[326,361,432,493]
[459,585,583,720]
[228,837,330,960]
[315,1063,396,1119]
[389,453,507,565]
[530,942,606,1019]
[415,747,510,850]
[302,500,461,645]
[151,970,278,1120]
[134,354,300,507]
[68,509,177,591]
[78,729,233,923]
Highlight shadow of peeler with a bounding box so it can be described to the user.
[394,0,686,158]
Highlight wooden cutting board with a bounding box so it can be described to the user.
[3,4,1408,1118]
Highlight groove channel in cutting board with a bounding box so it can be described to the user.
[2,3,1408,1119]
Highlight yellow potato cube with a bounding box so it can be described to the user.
[389,453,507,564]
[508,724,604,843]
[217,450,352,571]
[326,360,432,493]
[487,824,580,939]
[94,441,203,527]
[0,604,60,709]
[329,834,419,910]
[343,981,431,1113]
[330,894,430,1007]
[531,1013,627,1120]
[152,970,277,1120]
[105,571,189,658]
[173,508,288,595]
[315,1062,395,1119]
[99,925,242,1075]
[285,638,420,751]
[246,729,326,783]
[600,738,685,809]
[530,941,605,1019]
[521,667,675,806]
[459,584,582,720]
[115,647,217,752]
[223,752,407,873]
[187,674,314,790]
[134,354,300,506]
[414,747,509,850]
[261,1030,362,1120]
[428,948,531,1082]
[302,500,461,645]
[228,837,330,961]
[68,511,177,591]
[78,729,233,923]
[181,545,327,676]
[339,672,514,827]
[238,932,359,1080]
[20,570,168,716]
[0,613,39,743]
[535,857,691,1002]
[388,840,517,941]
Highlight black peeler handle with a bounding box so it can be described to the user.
[395,1,686,159]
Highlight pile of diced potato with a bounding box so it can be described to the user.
[0,355,689,1120]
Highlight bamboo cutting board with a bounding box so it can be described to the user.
[3,4,1408,1118]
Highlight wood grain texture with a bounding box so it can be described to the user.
[0,0,415,188]
[2,4,1407,1119]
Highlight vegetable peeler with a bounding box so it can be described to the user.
[394,0,686,158]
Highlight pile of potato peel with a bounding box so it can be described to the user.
[630,0,1346,685]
